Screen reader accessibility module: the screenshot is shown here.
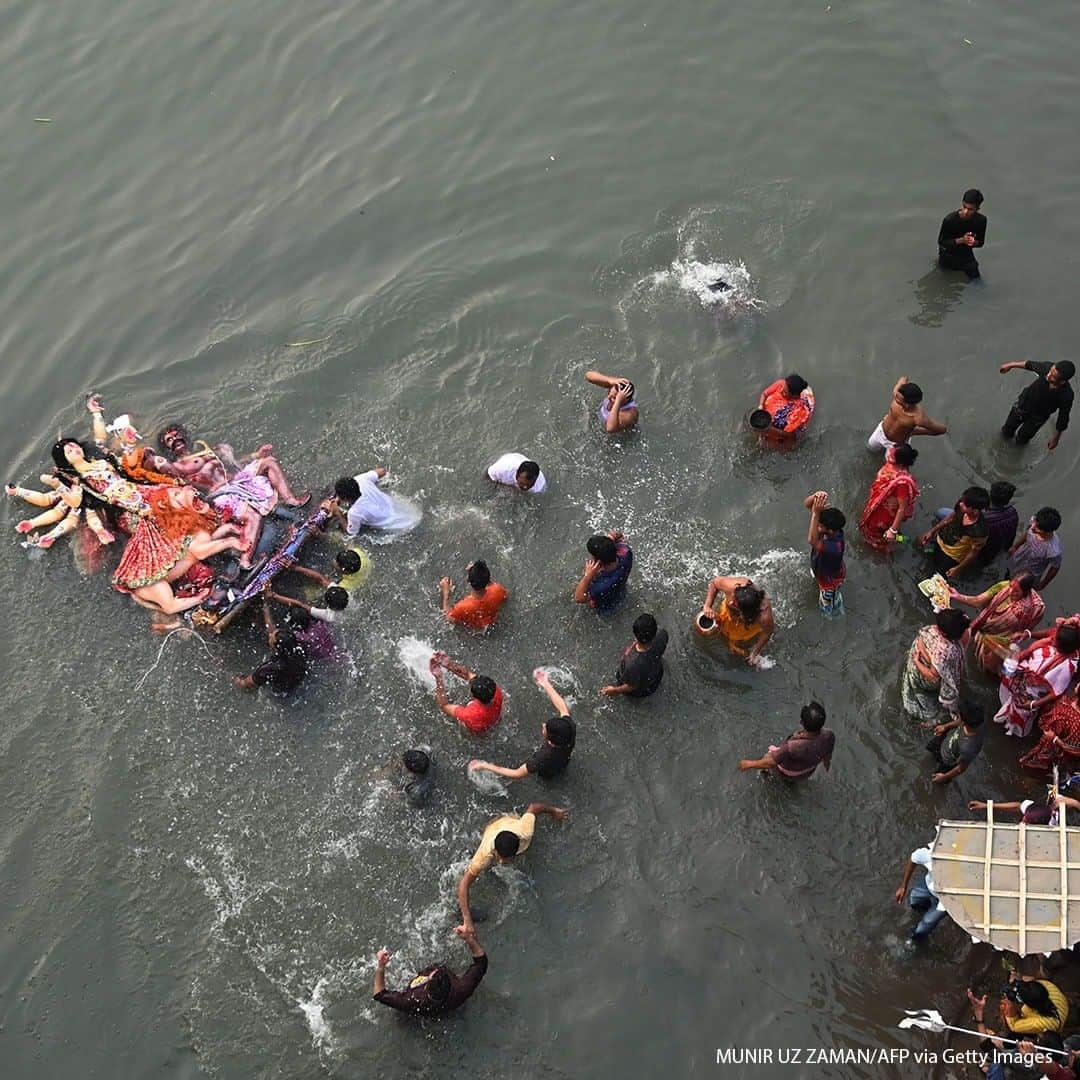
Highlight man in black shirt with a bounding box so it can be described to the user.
[602,613,669,698]
[999,359,1075,450]
[234,598,308,695]
[937,188,987,279]
[467,670,576,783]
[372,926,487,1016]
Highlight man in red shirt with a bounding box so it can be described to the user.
[430,651,504,734]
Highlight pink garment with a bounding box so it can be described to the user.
[213,462,277,517]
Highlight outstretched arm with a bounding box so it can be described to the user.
[999,361,1027,374]
[536,673,571,716]
[469,759,529,779]
[585,370,619,389]
[738,754,778,772]
[267,590,313,615]
[748,603,775,663]
[456,869,478,933]
[524,803,569,821]
[289,564,331,588]
[87,394,108,445]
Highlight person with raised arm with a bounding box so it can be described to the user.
[586,370,639,433]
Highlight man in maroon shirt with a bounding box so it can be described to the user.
[372,926,487,1016]
[738,702,835,779]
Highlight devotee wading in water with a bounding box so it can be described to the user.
[372,926,487,1016]
[867,376,947,453]
[999,359,1075,451]
[937,188,986,278]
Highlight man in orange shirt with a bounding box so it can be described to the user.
[440,560,509,629]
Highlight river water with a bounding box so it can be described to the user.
[3,1,1080,1077]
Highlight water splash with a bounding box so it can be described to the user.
[648,251,763,312]
[396,636,436,690]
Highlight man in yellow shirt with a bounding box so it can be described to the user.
[456,803,568,933]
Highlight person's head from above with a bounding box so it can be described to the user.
[494,830,523,861]
[403,749,430,776]
[936,607,971,642]
[895,381,924,408]
[958,486,990,515]
[1048,360,1076,387]
[157,423,190,458]
[1034,507,1062,535]
[544,715,575,749]
[287,607,313,631]
[274,630,303,660]
[425,967,452,1004]
[733,583,766,621]
[606,378,635,406]
[892,443,919,469]
[323,585,349,612]
[800,701,827,733]
[469,674,496,704]
[586,534,618,566]
[959,188,984,217]
[335,549,362,576]
[819,507,846,534]
[1015,979,1058,1018]
[958,698,984,732]
[632,612,658,645]
[1055,624,1080,656]
[1014,954,1043,981]
[1012,573,1037,597]
[333,477,361,506]
[783,373,809,397]
[989,480,1017,509]
[467,560,491,591]
[515,460,541,490]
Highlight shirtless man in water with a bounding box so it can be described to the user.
[867,376,947,454]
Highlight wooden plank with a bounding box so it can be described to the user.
[931,852,1080,869]
[1062,807,1070,949]
[984,802,994,942]
[934,888,1068,901]
[1019,823,1028,955]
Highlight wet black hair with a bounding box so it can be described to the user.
[469,675,496,704]
[287,608,313,631]
[335,549,362,574]
[403,749,430,775]
[427,968,452,1003]
[819,507,846,532]
[898,382,923,405]
[1054,360,1076,381]
[617,379,636,401]
[936,608,971,642]
[989,480,1016,508]
[1056,625,1080,655]
[733,583,765,620]
[1016,979,1058,1019]
[632,613,658,644]
[516,460,541,487]
[959,698,984,730]
[893,444,918,467]
[800,702,826,732]
[546,715,575,749]
[50,441,119,517]
[51,438,105,474]
[323,586,349,611]
[962,188,984,208]
[1035,507,1062,533]
[494,831,521,858]
[959,486,990,512]
[1014,574,1037,595]
[333,477,360,504]
[587,534,617,564]
[467,560,491,590]
[784,374,809,396]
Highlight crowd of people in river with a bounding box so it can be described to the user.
[10,191,1080,1064]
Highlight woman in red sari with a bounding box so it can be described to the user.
[950,574,1045,675]
[858,444,919,551]
[1020,684,1080,775]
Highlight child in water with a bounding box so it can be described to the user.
[805,491,846,618]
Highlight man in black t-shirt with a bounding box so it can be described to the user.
[467,670,576,783]
[602,613,669,698]
[234,597,308,695]
[373,926,487,1016]
[999,359,1075,450]
[937,188,986,278]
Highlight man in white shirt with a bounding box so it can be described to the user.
[894,844,948,942]
[486,453,547,493]
[326,467,421,537]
